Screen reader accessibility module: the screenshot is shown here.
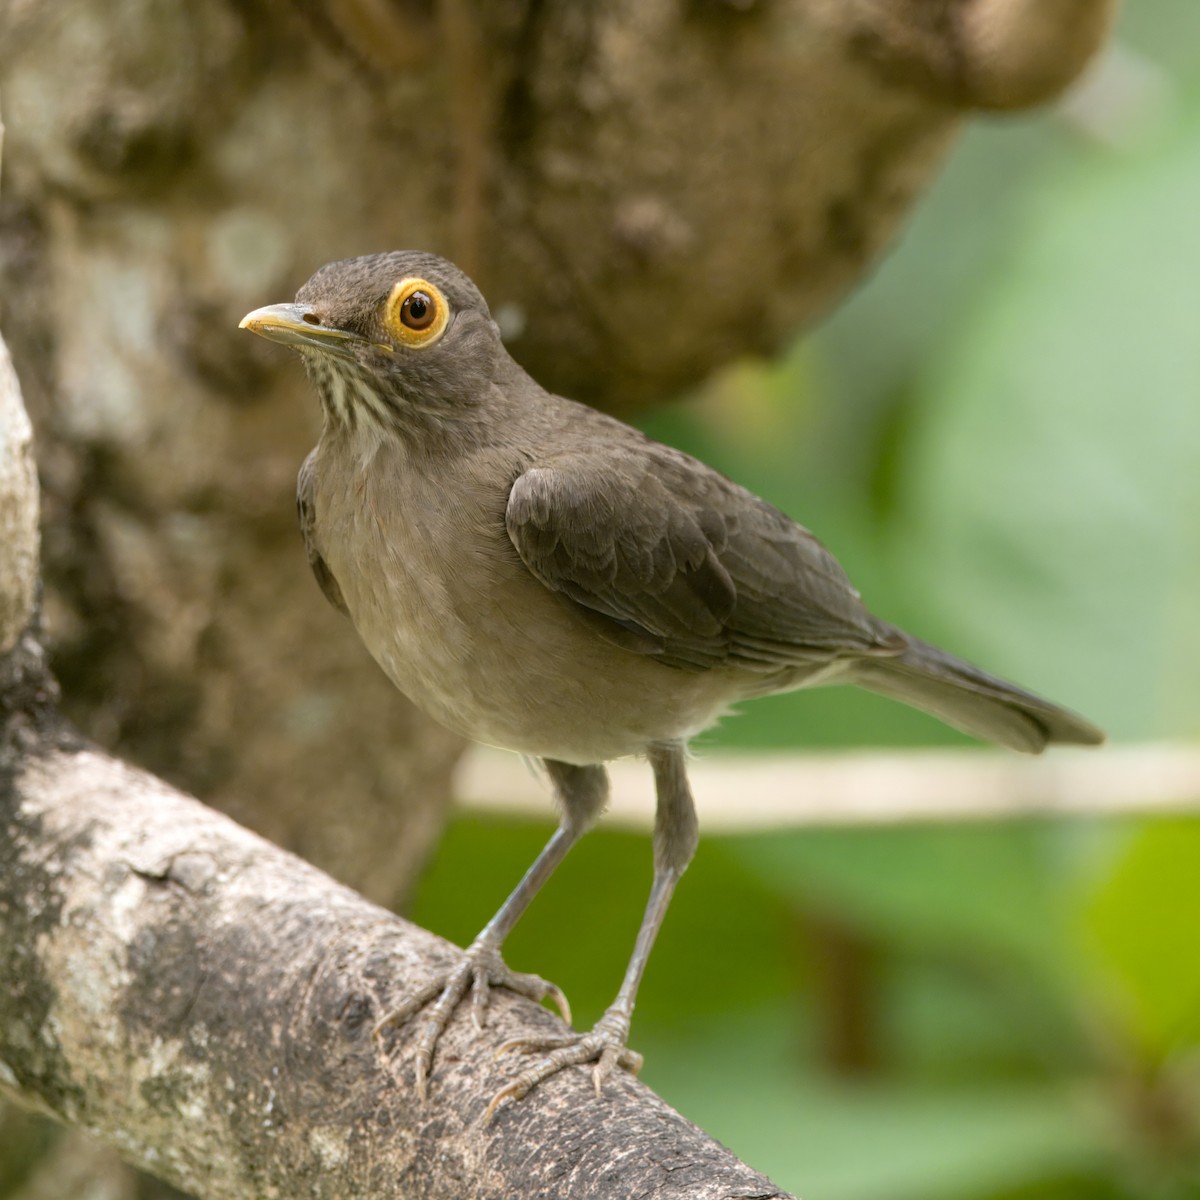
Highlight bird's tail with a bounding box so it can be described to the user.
[848,633,1104,754]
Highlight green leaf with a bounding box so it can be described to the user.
[1082,818,1200,1058]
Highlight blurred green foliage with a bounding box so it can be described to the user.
[418,8,1200,1198]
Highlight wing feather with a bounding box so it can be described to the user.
[297,449,349,617]
[506,445,900,672]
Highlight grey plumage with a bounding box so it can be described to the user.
[241,250,1103,1112]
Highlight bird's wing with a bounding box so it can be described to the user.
[297,449,349,617]
[505,443,900,672]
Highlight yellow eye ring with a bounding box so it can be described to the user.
[384,277,450,348]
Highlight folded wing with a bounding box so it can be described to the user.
[505,444,902,673]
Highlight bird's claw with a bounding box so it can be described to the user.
[484,1008,642,1121]
[373,940,570,1099]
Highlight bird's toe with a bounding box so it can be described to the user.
[486,1007,640,1119]
[374,941,571,1099]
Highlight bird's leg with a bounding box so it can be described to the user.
[488,741,698,1119]
[374,760,607,1098]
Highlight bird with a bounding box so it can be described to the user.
[240,250,1103,1114]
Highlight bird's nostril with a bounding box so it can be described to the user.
[301,312,321,326]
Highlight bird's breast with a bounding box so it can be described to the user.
[309,442,736,762]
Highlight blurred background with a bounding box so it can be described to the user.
[2,0,1199,1198]
[416,7,1200,1200]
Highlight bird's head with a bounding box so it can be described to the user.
[240,251,504,434]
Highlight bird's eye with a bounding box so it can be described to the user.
[403,292,433,327]
[384,277,449,348]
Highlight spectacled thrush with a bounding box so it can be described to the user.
[241,251,1103,1114]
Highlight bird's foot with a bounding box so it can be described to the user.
[373,939,570,1100]
[485,1005,642,1120]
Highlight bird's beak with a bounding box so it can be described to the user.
[238,303,364,359]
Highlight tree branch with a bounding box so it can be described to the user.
[0,737,790,1200]
[458,741,1200,830]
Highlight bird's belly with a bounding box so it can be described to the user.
[333,541,730,764]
